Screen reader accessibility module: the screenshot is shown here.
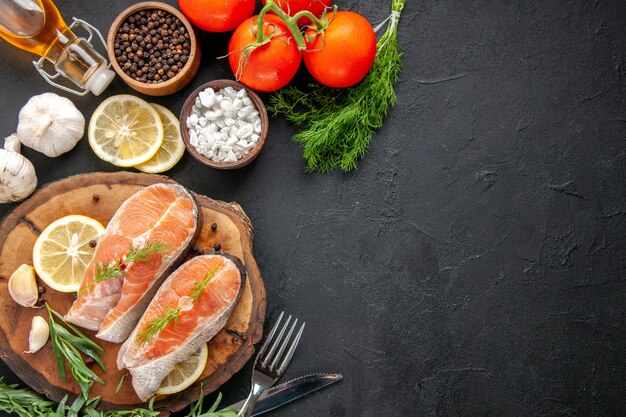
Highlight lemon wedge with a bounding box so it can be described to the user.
[88,95,164,167]
[156,343,208,396]
[134,103,185,173]
[32,215,105,293]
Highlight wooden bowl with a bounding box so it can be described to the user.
[180,80,269,169]
[107,1,200,96]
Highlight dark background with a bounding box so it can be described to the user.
[1,0,625,416]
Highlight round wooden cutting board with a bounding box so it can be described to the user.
[0,172,266,414]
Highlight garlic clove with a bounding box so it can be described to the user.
[8,264,40,308]
[4,133,21,153]
[25,316,49,354]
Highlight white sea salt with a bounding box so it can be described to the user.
[186,86,261,163]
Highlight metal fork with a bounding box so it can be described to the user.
[237,311,305,417]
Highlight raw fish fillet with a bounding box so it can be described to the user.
[65,183,200,342]
[118,253,245,401]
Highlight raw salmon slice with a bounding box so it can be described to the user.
[117,253,245,401]
[65,184,200,342]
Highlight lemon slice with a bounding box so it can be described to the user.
[89,95,164,167]
[134,104,185,173]
[32,215,105,293]
[156,343,208,396]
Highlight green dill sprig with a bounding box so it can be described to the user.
[188,263,221,302]
[138,263,221,345]
[78,241,171,295]
[138,306,182,345]
[45,304,106,399]
[90,262,124,288]
[268,0,407,172]
[123,241,172,264]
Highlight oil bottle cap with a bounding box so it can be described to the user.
[86,66,115,96]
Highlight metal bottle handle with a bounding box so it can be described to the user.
[32,18,111,96]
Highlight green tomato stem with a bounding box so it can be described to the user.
[255,2,273,43]
[256,0,329,51]
[291,9,327,29]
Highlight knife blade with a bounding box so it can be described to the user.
[222,373,342,415]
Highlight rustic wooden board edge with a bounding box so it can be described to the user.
[0,171,266,415]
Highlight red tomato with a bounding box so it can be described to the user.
[304,11,376,88]
[178,0,255,32]
[261,0,332,25]
[228,14,302,92]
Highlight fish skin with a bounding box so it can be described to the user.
[65,183,201,339]
[64,234,131,330]
[66,283,123,330]
[118,252,246,401]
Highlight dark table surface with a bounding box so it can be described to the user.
[1,0,625,416]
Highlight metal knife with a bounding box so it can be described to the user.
[222,373,342,415]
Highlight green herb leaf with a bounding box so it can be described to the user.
[45,303,106,398]
[55,311,105,354]
[56,395,68,416]
[115,373,127,395]
[68,394,86,417]
[46,304,67,383]
[0,378,57,417]
[184,391,238,417]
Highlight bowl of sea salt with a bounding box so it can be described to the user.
[180,79,268,169]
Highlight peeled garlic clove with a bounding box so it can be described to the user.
[25,316,49,354]
[8,264,40,308]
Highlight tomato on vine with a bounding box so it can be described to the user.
[178,0,255,32]
[228,1,377,91]
[228,14,302,92]
[304,11,377,88]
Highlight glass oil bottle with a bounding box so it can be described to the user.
[0,0,114,95]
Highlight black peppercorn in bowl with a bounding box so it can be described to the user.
[107,2,200,96]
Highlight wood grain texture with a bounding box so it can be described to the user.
[0,172,266,414]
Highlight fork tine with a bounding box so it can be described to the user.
[261,315,291,367]
[269,318,298,370]
[277,321,305,374]
[257,311,284,359]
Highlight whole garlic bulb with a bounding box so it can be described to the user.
[0,134,37,203]
[17,93,85,157]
